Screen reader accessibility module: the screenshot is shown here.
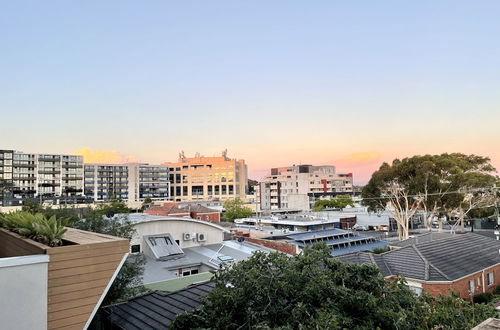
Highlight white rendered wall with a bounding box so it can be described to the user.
[132,219,226,250]
[0,255,49,330]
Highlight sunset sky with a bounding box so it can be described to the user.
[1,1,499,184]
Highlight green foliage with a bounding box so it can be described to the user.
[0,211,67,247]
[102,255,148,305]
[170,243,496,330]
[223,198,253,222]
[312,195,354,211]
[372,247,390,254]
[22,200,44,214]
[473,292,494,304]
[247,179,258,194]
[494,285,500,295]
[362,153,497,215]
[21,200,142,303]
[420,294,496,329]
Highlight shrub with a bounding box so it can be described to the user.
[473,292,493,304]
[0,211,67,247]
[494,285,500,295]
[372,247,390,254]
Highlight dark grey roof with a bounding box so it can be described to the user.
[105,281,215,330]
[390,232,454,248]
[338,233,500,281]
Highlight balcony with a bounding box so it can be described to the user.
[38,156,61,162]
[38,170,61,175]
[62,164,83,169]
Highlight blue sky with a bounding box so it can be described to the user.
[1,1,499,183]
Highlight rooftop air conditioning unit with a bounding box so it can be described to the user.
[197,233,206,242]
[183,232,194,241]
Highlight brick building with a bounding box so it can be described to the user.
[338,233,500,299]
[145,202,221,223]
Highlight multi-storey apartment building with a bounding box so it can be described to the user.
[256,164,353,211]
[162,152,248,202]
[0,149,85,206]
[84,163,169,202]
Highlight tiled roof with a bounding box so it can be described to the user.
[338,233,500,281]
[146,205,188,215]
[390,232,454,248]
[181,205,220,213]
[105,281,215,330]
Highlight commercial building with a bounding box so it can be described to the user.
[84,163,169,202]
[338,233,500,299]
[162,151,248,202]
[256,164,353,211]
[0,149,85,206]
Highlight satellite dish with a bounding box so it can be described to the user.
[237,237,245,243]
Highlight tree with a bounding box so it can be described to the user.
[140,197,153,211]
[223,198,253,221]
[247,179,258,194]
[312,195,354,211]
[362,154,498,239]
[171,244,495,330]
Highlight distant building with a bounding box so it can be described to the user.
[234,214,349,233]
[84,163,169,202]
[338,233,500,299]
[162,152,248,202]
[256,164,353,211]
[145,202,222,222]
[0,149,85,206]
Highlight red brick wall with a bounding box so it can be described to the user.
[192,212,221,223]
[340,217,356,229]
[422,265,500,300]
[234,235,297,255]
[145,208,190,217]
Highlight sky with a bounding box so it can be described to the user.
[1,1,499,184]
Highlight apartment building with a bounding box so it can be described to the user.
[162,152,247,202]
[256,164,353,211]
[84,163,169,202]
[0,149,85,206]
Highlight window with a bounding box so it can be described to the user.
[131,245,140,253]
[469,279,475,293]
[488,272,494,286]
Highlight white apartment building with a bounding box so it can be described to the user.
[84,163,170,202]
[256,165,353,211]
[163,152,248,202]
[0,149,85,206]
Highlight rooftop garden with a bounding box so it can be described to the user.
[0,211,67,247]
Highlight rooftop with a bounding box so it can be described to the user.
[338,233,500,281]
[389,232,454,248]
[141,240,275,284]
[105,281,215,330]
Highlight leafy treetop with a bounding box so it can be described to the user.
[171,243,495,330]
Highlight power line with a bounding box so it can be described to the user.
[356,186,499,201]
